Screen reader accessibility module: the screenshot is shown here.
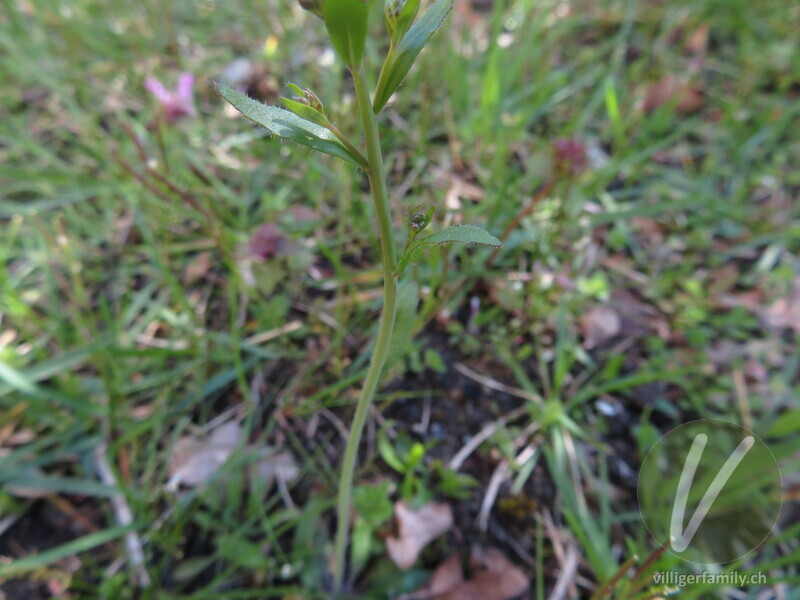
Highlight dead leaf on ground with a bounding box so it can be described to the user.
[765,297,800,333]
[416,553,463,597]
[717,289,765,313]
[386,501,453,570]
[630,217,666,245]
[0,423,35,448]
[249,448,299,491]
[168,421,242,489]
[643,76,705,114]
[580,306,622,349]
[720,278,800,334]
[685,23,710,57]
[166,421,299,494]
[412,547,529,600]
[183,251,213,284]
[763,278,800,334]
[613,289,672,341]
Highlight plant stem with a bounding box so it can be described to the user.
[326,122,369,169]
[332,64,398,592]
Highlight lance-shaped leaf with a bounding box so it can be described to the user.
[215,83,361,166]
[395,225,501,276]
[323,0,373,69]
[373,0,453,113]
[280,97,331,128]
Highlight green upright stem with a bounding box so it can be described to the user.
[332,65,398,592]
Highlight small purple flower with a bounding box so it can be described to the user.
[553,137,588,178]
[249,224,290,261]
[145,72,196,123]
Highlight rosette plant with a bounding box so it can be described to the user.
[216,0,501,590]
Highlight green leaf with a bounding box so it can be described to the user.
[394,225,501,276]
[173,556,215,582]
[323,0,373,69]
[423,348,446,373]
[217,534,271,570]
[280,97,331,128]
[352,481,394,527]
[377,429,407,473]
[768,408,800,438]
[0,338,110,399]
[0,526,132,578]
[431,461,478,499]
[214,83,360,165]
[373,0,454,112]
[350,517,375,579]
[1,473,119,497]
[405,442,426,471]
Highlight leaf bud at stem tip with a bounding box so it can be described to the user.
[407,204,435,238]
[303,88,324,113]
[385,0,420,45]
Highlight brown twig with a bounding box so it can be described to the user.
[628,542,671,595]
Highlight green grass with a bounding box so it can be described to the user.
[1,0,799,597]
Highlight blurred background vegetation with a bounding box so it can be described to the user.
[0,0,798,598]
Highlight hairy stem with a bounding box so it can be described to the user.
[332,64,398,592]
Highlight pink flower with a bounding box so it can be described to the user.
[248,224,290,261]
[145,72,196,123]
[553,137,588,178]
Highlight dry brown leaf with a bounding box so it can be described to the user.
[764,279,800,333]
[765,297,800,333]
[462,547,529,600]
[643,76,704,114]
[184,251,213,284]
[2,427,35,447]
[743,358,768,383]
[580,306,621,349]
[386,501,453,570]
[723,278,800,334]
[167,421,241,489]
[630,217,666,244]
[685,24,710,57]
[167,422,299,493]
[718,289,765,313]
[413,548,529,600]
[250,449,299,491]
[421,553,464,597]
